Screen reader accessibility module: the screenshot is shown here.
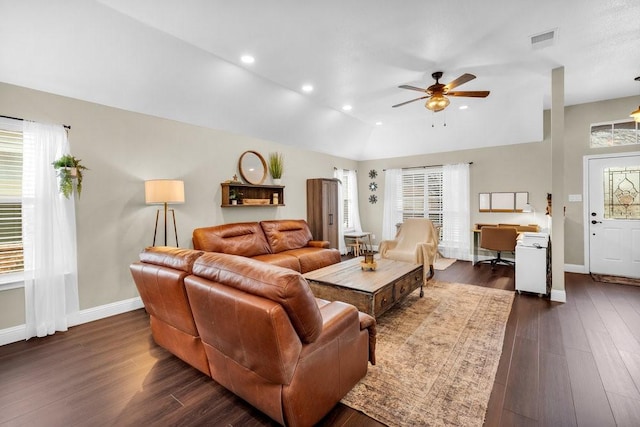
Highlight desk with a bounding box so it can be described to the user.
[344,232,372,257]
[472,224,539,265]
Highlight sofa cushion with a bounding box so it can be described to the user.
[192,252,323,343]
[281,247,341,273]
[252,253,301,272]
[193,222,272,257]
[260,219,313,253]
[139,246,204,273]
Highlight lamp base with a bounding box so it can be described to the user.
[152,206,179,247]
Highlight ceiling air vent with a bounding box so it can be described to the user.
[530,29,556,49]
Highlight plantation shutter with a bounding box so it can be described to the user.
[425,167,443,230]
[342,170,351,229]
[401,170,425,220]
[0,127,23,274]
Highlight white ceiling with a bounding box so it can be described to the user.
[1,0,639,160]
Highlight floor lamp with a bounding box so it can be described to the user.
[145,179,185,246]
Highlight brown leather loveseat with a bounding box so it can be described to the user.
[192,219,340,273]
[130,246,376,426]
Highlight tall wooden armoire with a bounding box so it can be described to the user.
[306,178,339,249]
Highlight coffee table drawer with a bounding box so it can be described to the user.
[373,285,395,317]
[395,270,422,300]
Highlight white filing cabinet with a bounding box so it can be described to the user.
[515,233,550,295]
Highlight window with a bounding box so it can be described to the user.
[339,169,355,232]
[0,126,23,275]
[400,167,443,236]
[590,120,639,148]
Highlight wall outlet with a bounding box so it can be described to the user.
[371,234,376,240]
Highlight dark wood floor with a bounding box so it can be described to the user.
[1,262,639,426]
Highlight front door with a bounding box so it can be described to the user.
[588,153,640,278]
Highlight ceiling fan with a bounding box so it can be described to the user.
[393,71,490,112]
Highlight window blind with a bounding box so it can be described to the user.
[400,167,443,238]
[0,127,23,274]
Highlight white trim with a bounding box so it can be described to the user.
[0,296,143,346]
[564,264,587,274]
[550,289,567,303]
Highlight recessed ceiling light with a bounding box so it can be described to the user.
[240,55,255,64]
[342,105,352,111]
[375,121,383,126]
[459,105,469,110]
[302,84,314,93]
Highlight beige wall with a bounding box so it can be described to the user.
[563,95,640,265]
[357,116,552,248]
[358,95,640,267]
[0,82,357,329]
[1,81,638,330]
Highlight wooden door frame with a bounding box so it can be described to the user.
[582,151,640,273]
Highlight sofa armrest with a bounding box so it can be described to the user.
[358,312,376,364]
[378,239,398,258]
[300,301,359,356]
[308,240,330,248]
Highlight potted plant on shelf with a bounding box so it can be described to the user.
[52,154,88,198]
[229,188,243,205]
[268,152,284,185]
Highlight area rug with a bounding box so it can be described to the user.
[591,273,640,287]
[341,281,514,427]
[434,257,456,270]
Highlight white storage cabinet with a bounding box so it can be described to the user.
[515,233,550,296]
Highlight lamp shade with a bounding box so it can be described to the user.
[145,180,185,204]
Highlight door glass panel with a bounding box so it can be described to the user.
[603,166,640,219]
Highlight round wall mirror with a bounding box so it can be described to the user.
[238,151,267,185]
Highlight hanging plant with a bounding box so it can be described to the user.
[52,154,88,198]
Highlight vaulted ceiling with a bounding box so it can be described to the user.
[1,0,639,160]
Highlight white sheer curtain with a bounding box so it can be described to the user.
[382,168,402,240]
[346,170,362,233]
[333,168,346,254]
[22,121,79,339]
[441,163,471,260]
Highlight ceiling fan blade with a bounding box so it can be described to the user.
[444,73,476,91]
[399,84,427,92]
[447,90,490,98]
[392,96,429,108]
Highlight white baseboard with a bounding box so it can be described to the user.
[550,289,567,303]
[68,296,144,327]
[565,264,587,274]
[0,325,27,347]
[0,296,143,346]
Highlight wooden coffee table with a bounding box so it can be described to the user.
[303,257,424,318]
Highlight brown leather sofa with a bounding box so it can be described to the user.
[130,246,376,427]
[192,219,341,273]
[129,247,210,375]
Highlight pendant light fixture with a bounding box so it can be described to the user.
[631,76,640,123]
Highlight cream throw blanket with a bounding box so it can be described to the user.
[379,219,438,280]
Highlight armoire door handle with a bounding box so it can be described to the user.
[329,213,333,225]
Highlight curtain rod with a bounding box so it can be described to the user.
[0,114,71,130]
[383,161,472,171]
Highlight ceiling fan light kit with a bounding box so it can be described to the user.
[425,93,450,112]
[394,71,490,113]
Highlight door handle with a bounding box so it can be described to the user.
[329,213,333,225]
[591,220,602,224]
